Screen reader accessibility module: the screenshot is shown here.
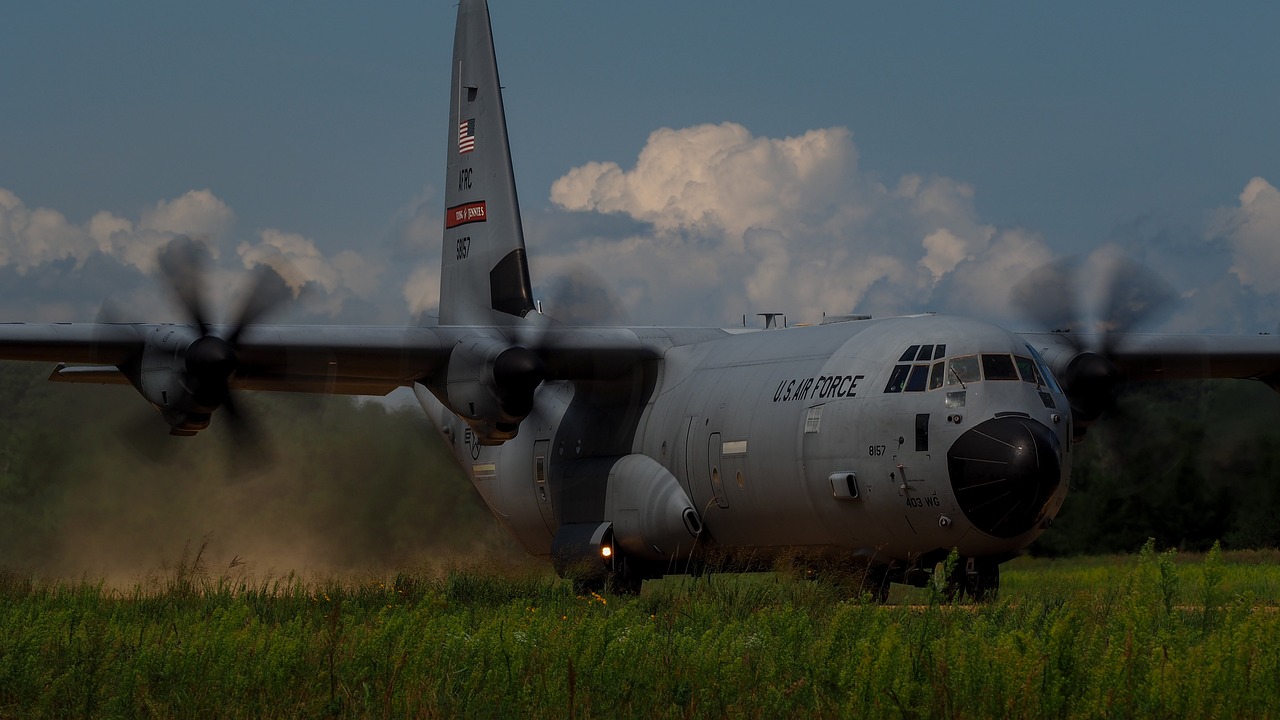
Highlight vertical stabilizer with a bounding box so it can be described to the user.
[439,0,535,326]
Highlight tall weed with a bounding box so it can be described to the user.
[0,545,1278,718]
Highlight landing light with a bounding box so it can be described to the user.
[601,546,613,559]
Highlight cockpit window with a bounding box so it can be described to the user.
[947,356,980,386]
[906,365,930,392]
[1025,344,1063,394]
[885,343,958,393]
[982,353,1019,381]
[886,347,1060,398]
[884,364,911,393]
[1014,356,1040,385]
[929,361,945,390]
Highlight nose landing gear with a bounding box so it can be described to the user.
[889,552,1003,602]
[948,556,1000,601]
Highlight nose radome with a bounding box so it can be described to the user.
[947,416,1062,539]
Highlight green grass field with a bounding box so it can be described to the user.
[2,542,1278,719]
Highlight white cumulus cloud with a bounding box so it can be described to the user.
[237,229,386,319]
[1214,177,1280,295]
[0,187,404,323]
[552,123,855,240]
[0,188,103,273]
[546,122,1052,325]
[403,263,441,318]
[0,188,234,275]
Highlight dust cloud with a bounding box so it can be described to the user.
[0,362,536,587]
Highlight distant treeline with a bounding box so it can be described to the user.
[1034,378,1280,556]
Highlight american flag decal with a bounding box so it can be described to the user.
[458,119,476,154]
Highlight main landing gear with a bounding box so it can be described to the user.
[552,522,672,595]
[886,553,1002,602]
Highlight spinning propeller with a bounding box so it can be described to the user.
[1012,253,1177,432]
[441,264,638,444]
[100,236,295,462]
[156,238,292,436]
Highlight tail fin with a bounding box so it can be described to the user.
[439,0,535,326]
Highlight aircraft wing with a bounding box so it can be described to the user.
[1020,331,1280,387]
[220,325,450,395]
[0,322,452,396]
[0,321,672,397]
[0,322,142,365]
[226,324,667,393]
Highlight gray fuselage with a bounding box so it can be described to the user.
[419,313,1072,568]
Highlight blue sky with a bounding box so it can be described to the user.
[2,1,1278,332]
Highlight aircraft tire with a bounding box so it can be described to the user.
[949,558,1000,602]
[608,555,656,595]
[861,564,893,603]
[966,560,1000,601]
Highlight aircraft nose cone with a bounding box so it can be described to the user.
[947,416,1062,539]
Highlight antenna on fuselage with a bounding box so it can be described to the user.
[758,313,787,329]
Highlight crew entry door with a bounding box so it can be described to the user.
[707,432,728,508]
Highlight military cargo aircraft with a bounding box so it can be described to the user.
[3,0,1280,597]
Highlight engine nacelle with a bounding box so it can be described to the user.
[433,336,544,445]
[558,454,702,562]
[131,326,215,435]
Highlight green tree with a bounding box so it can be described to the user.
[1034,379,1280,556]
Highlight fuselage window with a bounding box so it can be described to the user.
[947,355,980,386]
[933,344,947,360]
[906,364,930,392]
[884,364,912,393]
[982,353,1019,381]
[915,344,934,361]
[898,345,921,362]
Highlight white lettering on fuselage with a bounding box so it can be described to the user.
[772,374,865,403]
